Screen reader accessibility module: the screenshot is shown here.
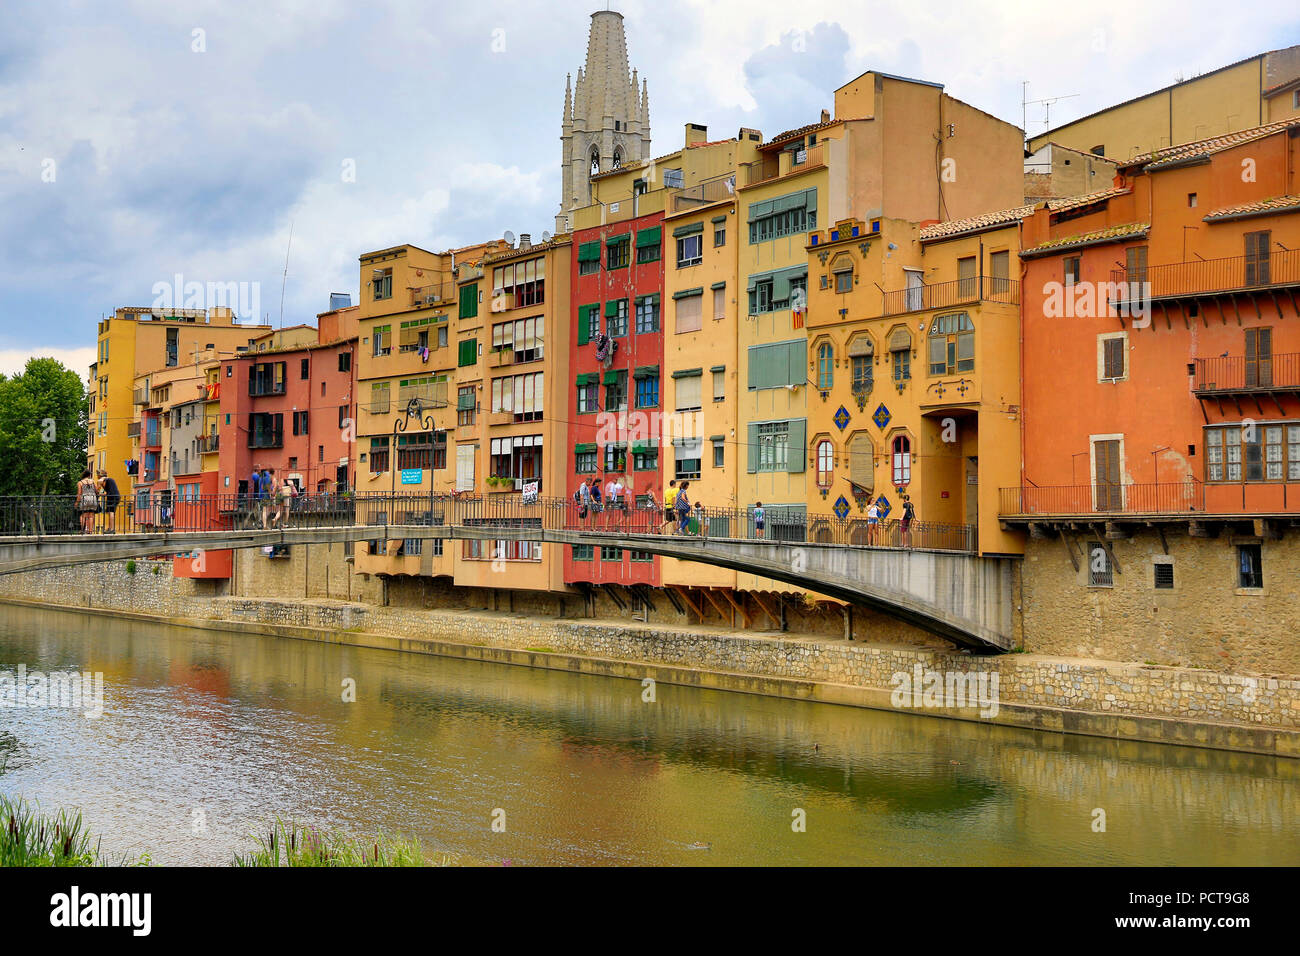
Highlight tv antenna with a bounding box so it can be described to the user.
[1022,81,1080,146]
[279,219,294,330]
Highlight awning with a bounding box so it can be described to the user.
[672,222,704,238]
[709,364,725,373]
[710,281,726,290]
[577,241,601,262]
[636,226,662,247]
[574,442,597,453]
[711,215,727,224]
[576,372,599,386]
[603,369,621,384]
[671,367,702,379]
[633,365,659,379]
[672,287,703,300]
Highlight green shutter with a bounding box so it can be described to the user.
[578,241,601,262]
[773,271,791,301]
[458,339,477,367]
[711,215,727,224]
[574,442,597,453]
[605,300,620,317]
[747,423,759,473]
[672,222,704,238]
[458,284,477,318]
[577,305,592,345]
[804,188,818,213]
[576,372,597,386]
[631,440,652,453]
[603,370,620,385]
[636,226,662,247]
[456,391,475,410]
[748,199,775,221]
[787,418,806,473]
[787,339,807,386]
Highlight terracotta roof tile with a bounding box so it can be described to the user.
[1044,185,1130,212]
[1202,195,1300,222]
[1021,222,1149,257]
[1122,120,1300,170]
[919,204,1035,241]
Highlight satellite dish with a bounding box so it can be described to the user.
[503,230,517,247]
[541,230,553,242]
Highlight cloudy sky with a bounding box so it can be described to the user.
[1,0,1297,375]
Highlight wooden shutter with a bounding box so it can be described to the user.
[1103,338,1124,379]
[1245,327,1272,387]
[849,434,873,492]
[990,250,1009,293]
[1244,231,1271,286]
[1094,440,1121,511]
[787,419,806,473]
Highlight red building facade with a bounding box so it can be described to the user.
[565,212,666,586]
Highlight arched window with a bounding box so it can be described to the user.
[831,253,854,293]
[889,326,912,383]
[590,148,600,176]
[817,341,834,390]
[816,439,834,487]
[612,147,623,169]
[848,334,873,398]
[892,435,911,486]
[928,311,975,375]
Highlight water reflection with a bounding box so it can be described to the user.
[0,604,1296,866]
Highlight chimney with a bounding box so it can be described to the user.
[518,233,532,249]
[820,109,830,124]
[738,127,762,143]
[685,122,707,147]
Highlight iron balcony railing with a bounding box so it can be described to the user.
[1108,247,1300,301]
[881,277,1019,317]
[741,143,826,187]
[409,281,455,308]
[0,492,978,553]
[1193,352,1300,393]
[671,175,738,212]
[999,481,1204,516]
[197,434,219,453]
[132,387,149,405]
[126,422,141,438]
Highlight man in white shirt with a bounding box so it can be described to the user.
[606,476,622,524]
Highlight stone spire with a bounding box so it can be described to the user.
[556,10,652,233]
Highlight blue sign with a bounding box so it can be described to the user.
[400,469,423,485]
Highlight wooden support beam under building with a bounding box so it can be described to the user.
[700,587,732,624]
[748,590,782,630]
[716,588,752,629]
[671,585,704,623]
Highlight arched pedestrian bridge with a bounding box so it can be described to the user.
[0,493,1017,651]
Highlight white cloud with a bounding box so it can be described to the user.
[0,347,97,379]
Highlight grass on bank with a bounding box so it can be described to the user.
[0,797,453,867]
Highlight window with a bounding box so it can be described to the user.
[248,413,283,449]
[1063,256,1081,285]
[1244,231,1271,286]
[1187,192,1198,208]
[606,299,628,337]
[674,370,702,411]
[1245,327,1272,387]
[457,386,477,426]
[927,313,975,375]
[572,544,594,561]
[714,222,726,247]
[604,442,627,473]
[578,241,600,276]
[848,433,874,494]
[677,234,703,267]
[835,270,853,293]
[458,338,478,367]
[373,325,391,357]
[458,284,478,319]
[371,268,393,300]
[633,445,658,471]
[600,546,623,563]
[1238,544,1263,589]
[747,339,806,390]
[492,315,545,363]
[635,375,659,409]
[248,362,286,396]
[712,286,725,321]
[338,405,348,428]
[957,257,977,298]
[339,351,351,372]
[889,327,912,382]
[606,235,630,270]
[636,227,661,264]
[1099,334,1126,381]
[321,380,327,397]
[849,336,873,397]
[1088,544,1113,587]
[490,371,544,422]
[1090,144,1105,157]
[816,439,834,487]
[891,435,911,486]
[1153,563,1174,589]
[630,550,653,563]
[489,435,543,481]
[604,370,627,412]
[577,378,599,414]
[575,448,598,473]
[712,367,725,401]
[492,256,546,309]
[399,318,432,353]
[1206,424,1300,482]
[1125,245,1148,285]
[370,382,391,415]
[635,295,660,333]
[816,342,834,390]
[748,188,817,243]
[712,439,725,468]
[674,291,703,333]
[397,433,432,470]
[437,325,448,349]
[368,436,389,473]
[300,358,309,379]
[292,410,309,436]
[747,267,807,314]
[754,421,790,473]
[990,250,1010,294]
[1094,439,1122,509]
[399,374,448,409]
[674,439,702,479]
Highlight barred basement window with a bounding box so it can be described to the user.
[1153,563,1174,589]
[1087,544,1113,587]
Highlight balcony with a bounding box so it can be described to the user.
[881,277,1019,317]
[1108,248,1300,304]
[247,429,283,450]
[1000,481,1204,517]
[409,281,454,309]
[126,422,141,438]
[671,175,738,213]
[132,387,149,405]
[1193,352,1300,397]
[741,143,825,188]
[248,381,286,398]
[197,434,219,453]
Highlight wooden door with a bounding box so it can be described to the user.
[1245,327,1273,388]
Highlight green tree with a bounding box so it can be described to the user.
[0,358,89,497]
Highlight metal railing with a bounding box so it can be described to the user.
[126,422,141,438]
[132,388,149,405]
[1108,247,1300,300]
[999,481,1204,516]
[671,175,738,212]
[881,277,1019,317]
[197,434,219,453]
[409,281,455,308]
[741,143,825,187]
[0,492,978,552]
[1193,352,1300,392]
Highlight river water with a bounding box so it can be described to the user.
[0,603,1295,866]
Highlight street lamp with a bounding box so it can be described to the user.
[389,397,441,531]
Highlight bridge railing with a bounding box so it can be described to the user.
[0,492,977,553]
